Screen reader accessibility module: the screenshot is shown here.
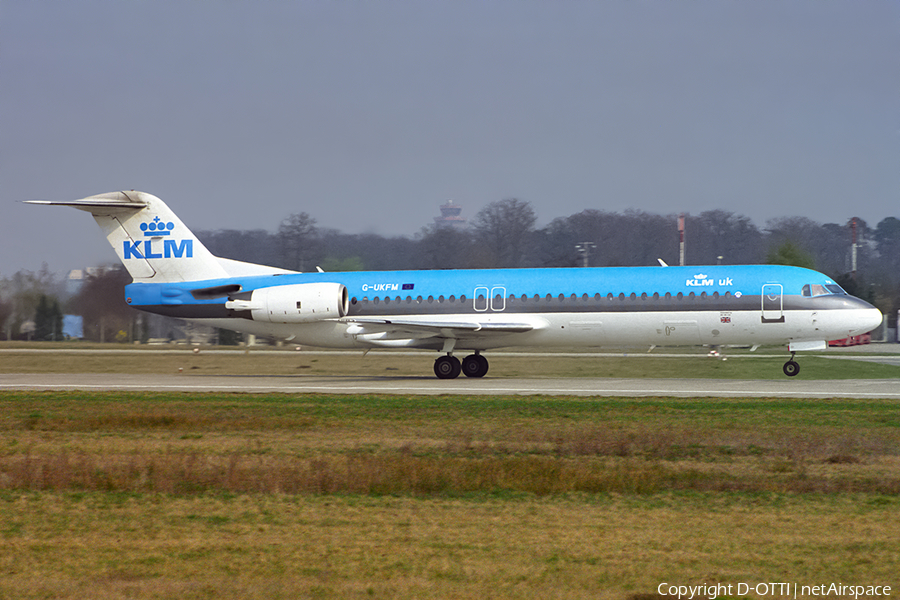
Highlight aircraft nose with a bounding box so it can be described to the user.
[861,307,883,333]
[849,301,883,336]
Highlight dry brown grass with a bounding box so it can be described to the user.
[0,493,897,599]
[0,390,898,598]
[2,392,899,497]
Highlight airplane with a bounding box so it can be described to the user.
[27,191,883,378]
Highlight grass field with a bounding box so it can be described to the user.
[0,389,898,599]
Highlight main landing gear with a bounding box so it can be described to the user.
[434,353,489,379]
[783,352,800,377]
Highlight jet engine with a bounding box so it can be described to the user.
[225,283,349,323]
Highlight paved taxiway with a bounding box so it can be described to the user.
[2,372,899,398]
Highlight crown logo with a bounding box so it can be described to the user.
[140,216,174,236]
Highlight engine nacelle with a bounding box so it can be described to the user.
[225,282,349,323]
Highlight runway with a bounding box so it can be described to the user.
[3,372,899,398]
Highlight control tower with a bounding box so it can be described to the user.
[433,199,467,229]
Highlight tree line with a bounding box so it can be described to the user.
[2,198,899,341]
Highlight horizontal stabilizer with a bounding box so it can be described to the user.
[24,199,147,210]
[25,191,149,214]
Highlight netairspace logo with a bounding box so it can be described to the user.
[657,582,892,599]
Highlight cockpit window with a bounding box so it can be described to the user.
[802,283,847,297]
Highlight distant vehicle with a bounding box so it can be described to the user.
[29,191,882,378]
[829,333,872,347]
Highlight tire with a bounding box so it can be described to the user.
[783,360,800,377]
[434,355,461,379]
[462,354,489,378]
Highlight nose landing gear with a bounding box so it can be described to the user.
[783,352,800,377]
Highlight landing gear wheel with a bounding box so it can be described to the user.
[783,360,800,377]
[434,355,461,379]
[462,354,489,378]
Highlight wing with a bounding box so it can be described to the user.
[340,317,536,350]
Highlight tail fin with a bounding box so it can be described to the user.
[27,191,229,283]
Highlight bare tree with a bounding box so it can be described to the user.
[0,296,14,340]
[417,225,475,269]
[471,198,537,268]
[72,266,140,343]
[1,264,60,340]
[687,210,763,265]
[277,212,319,272]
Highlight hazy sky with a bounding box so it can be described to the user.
[2,1,898,276]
